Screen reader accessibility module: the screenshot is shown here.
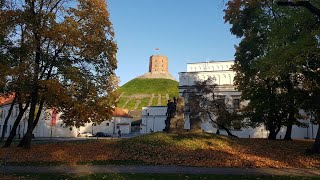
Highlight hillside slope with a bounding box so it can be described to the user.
[116,78,178,111]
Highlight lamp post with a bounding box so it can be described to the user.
[92,123,96,135]
[153,116,155,132]
[145,109,148,134]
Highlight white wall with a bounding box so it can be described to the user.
[183,112,318,139]
[180,61,235,87]
[77,117,131,135]
[140,106,167,134]
[0,105,131,138]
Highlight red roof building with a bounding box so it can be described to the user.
[0,93,15,107]
[112,107,132,118]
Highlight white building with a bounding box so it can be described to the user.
[140,106,167,134]
[0,95,132,138]
[78,107,132,135]
[178,60,319,139]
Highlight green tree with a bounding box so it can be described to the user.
[0,0,118,148]
[277,0,320,153]
[224,0,318,140]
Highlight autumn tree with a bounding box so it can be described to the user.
[184,78,239,137]
[0,0,118,148]
[224,0,318,140]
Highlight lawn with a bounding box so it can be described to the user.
[0,132,319,168]
[117,78,179,110]
[118,78,178,97]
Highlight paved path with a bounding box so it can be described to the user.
[1,165,320,176]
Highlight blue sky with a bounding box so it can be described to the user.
[107,0,239,85]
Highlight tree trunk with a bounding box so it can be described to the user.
[0,96,16,142]
[19,2,41,149]
[18,99,44,147]
[284,124,293,140]
[311,125,320,153]
[284,77,294,141]
[221,125,238,138]
[3,102,29,148]
[18,92,37,148]
[189,113,202,131]
[207,112,238,137]
[268,129,277,140]
[268,126,281,140]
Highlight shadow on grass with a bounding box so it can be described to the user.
[114,132,320,168]
[1,132,319,168]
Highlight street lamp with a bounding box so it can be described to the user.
[145,109,148,134]
[153,115,155,132]
[92,123,96,135]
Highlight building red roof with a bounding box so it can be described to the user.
[0,93,15,107]
[112,107,132,118]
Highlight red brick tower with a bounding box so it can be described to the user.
[149,55,168,74]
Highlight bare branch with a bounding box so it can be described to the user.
[277,0,320,18]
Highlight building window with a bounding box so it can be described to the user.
[233,99,240,110]
[106,123,110,126]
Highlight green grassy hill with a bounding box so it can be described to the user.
[116,78,178,112]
